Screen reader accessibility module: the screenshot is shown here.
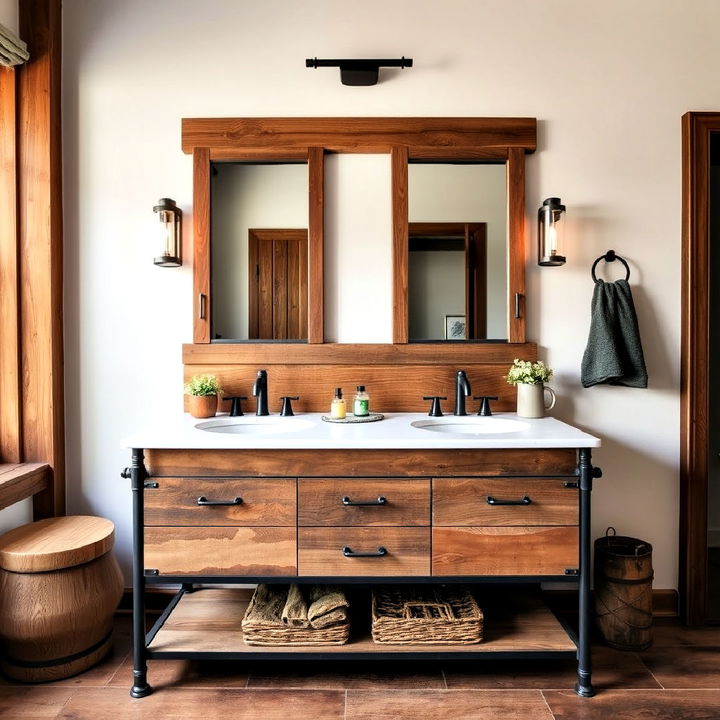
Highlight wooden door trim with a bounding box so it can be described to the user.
[680,112,720,624]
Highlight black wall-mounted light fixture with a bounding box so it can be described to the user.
[153,198,182,267]
[538,197,566,266]
[305,57,413,86]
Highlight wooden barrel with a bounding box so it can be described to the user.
[594,528,653,651]
[0,516,123,682]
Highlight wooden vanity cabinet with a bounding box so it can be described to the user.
[130,445,596,699]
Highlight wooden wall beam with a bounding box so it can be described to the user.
[0,67,21,464]
[391,147,409,343]
[507,148,526,343]
[182,117,538,155]
[193,148,211,343]
[307,148,324,343]
[17,0,65,518]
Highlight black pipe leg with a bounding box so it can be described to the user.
[130,448,153,698]
[575,447,595,698]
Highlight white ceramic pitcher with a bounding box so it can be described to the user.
[516,383,556,418]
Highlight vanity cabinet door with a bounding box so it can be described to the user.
[298,527,430,576]
[298,478,430,526]
[145,527,297,576]
[144,477,296,526]
[432,526,578,576]
[432,478,577,526]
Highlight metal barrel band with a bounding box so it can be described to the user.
[600,573,654,585]
[2,630,112,669]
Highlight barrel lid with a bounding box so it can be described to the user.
[0,516,115,572]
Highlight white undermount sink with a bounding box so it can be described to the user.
[195,418,315,435]
[410,416,530,435]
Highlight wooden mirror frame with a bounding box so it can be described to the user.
[182,117,537,345]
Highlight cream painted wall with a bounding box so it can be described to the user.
[0,0,17,33]
[62,0,720,588]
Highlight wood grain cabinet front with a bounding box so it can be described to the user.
[298,527,430,576]
[144,477,296,526]
[432,477,577,526]
[432,526,579,576]
[144,526,297,576]
[298,478,430,526]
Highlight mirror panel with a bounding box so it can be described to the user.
[211,162,308,341]
[407,163,507,341]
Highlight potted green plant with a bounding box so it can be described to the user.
[504,359,556,418]
[185,374,222,418]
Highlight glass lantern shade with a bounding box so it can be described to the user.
[153,198,181,267]
[538,197,566,266]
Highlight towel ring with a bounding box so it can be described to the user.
[591,249,630,283]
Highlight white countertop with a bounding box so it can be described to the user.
[122,412,600,450]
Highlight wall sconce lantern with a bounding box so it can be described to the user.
[153,198,181,267]
[538,197,566,267]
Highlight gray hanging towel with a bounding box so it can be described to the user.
[581,278,647,388]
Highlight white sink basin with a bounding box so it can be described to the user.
[195,418,315,435]
[411,417,530,435]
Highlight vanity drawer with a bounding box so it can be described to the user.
[298,527,430,576]
[432,526,578,576]
[145,527,297,576]
[144,477,296,526]
[298,478,430,526]
[432,478,577,526]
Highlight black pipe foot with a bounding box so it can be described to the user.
[130,682,153,698]
[575,680,595,697]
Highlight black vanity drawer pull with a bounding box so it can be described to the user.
[196,496,243,506]
[342,545,387,558]
[486,495,532,506]
[341,495,387,506]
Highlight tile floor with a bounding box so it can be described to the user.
[1,615,719,719]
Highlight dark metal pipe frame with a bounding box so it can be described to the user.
[130,449,153,699]
[576,448,595,697]
[130,448,596,697]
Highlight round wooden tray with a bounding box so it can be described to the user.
[321,412,384,424]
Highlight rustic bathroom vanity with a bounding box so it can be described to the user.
[124,412,600,698]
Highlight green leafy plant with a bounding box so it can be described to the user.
[504,359,553,385]
[184,374,221,396]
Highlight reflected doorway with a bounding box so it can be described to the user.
[248,229,308,340]
[408,222,487,341]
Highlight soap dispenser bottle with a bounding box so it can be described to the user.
[353,385,370,417]
[331,387,346,419]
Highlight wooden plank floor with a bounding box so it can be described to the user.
[1,614,720,719]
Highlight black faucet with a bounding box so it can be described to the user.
[454,370,471,416]
[252,370,269,416]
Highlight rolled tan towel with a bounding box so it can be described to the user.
[242,584,288,629]
[308,585,349,629]
[281,584,309,627]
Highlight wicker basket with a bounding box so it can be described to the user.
[242,584,350,646]
[371,586,483,645]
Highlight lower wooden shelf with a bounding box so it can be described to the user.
[147,587,576,658]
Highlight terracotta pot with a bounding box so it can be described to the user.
[516,383,556,418]
[187,394,218,419]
